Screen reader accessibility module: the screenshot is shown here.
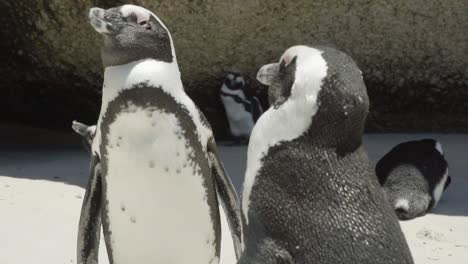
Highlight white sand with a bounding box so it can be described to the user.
[0,129,466,264]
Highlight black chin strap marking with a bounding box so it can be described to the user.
[220,91,253,113]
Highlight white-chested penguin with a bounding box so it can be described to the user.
[220,73,263,142]
[376,139,451,220]
[78,5,242,264]
[238,46,414,264]
[72,120,96,153]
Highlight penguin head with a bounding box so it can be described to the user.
[256,46,368,153]
[257,45,367,111]
[376,139,451,204]
[257,46,309,108]
[223,72,249,91]
[88,5,174,67]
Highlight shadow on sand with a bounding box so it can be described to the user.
[0,124,90,188]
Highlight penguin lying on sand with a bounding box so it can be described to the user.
[239,45,414,264]
[376,139,451,220]
[71,120,96,153]
[78,5,242,264]
[220,72,263,143]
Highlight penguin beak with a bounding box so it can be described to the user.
[257,63,280,86]
[89,7,116,35]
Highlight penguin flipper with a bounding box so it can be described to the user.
[72,120,90,136]
[72,121,96,153]
[207,137,243,258]
[77,154,103,264]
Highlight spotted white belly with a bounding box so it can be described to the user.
[103,107,217,264]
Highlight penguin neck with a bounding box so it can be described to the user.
[302,110,366,157]
[221,84,244,97]
[221,84,246,98]
[102,58,183,105]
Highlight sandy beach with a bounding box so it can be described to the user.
[0,126,466,264]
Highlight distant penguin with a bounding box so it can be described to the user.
[220,73,263,142]
[239,45,413,264]
[78,5,242,264]
[376,139,451,220]
[71,120,96,153]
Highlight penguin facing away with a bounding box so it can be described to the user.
[375,139,451,220]
[72,120,96,153]
[239,45,414,264]
[220,73,263,141]
[79,5,242,264]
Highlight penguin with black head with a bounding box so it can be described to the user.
[239,45,414,264]
[376,139,451,220]
[220,72,263,143]
[78,5,242,264]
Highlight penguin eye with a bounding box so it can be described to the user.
[280,56,297,71]
[139,21,151,30]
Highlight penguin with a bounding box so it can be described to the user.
[71,120,96,153]
[239,45,414,264]
[375,139,451,220]
[220,73,263,142]
[78,5,242,264]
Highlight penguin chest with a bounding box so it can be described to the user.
[101,108,218,264]
[221,96,254,137]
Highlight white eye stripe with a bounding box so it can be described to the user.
[121,4,151,23]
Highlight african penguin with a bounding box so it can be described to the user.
[376,139,451,220]
[220,73,263,142]
[78,5,242,264]
[239,45,414,264]
[72,120,96,153]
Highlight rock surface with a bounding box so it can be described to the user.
[1,0,467,137]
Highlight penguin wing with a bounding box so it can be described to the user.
[77,154,103,264]
[375,146,405,185]
[72,121,95,153]
[207,137,243,258]
[72,120,89,136]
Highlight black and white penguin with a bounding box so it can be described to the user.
[375,139,451,220]
[71,120,96,153]
[220,73,263,141]
[78,5,242,264]
[239,45,414,264]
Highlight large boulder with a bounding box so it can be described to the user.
[1,0,467,138]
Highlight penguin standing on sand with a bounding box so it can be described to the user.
[220,73,263,142]
[78,5,241,264]
[376,139,451,220]
[239,45,414,264]
[71,120,96,153]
